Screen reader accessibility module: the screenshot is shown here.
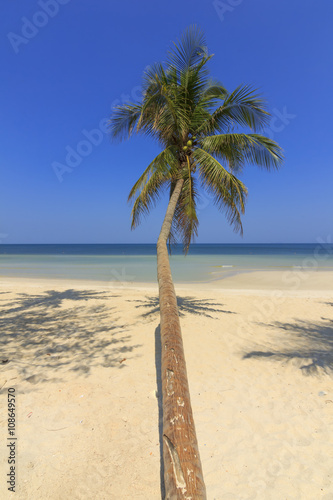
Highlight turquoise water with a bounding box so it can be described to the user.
[0,244,332,283]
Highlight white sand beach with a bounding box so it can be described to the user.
[1,273,333,499]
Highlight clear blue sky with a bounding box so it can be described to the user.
[1,0,332,244]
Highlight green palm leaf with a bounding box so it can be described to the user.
[170,166,199,253]
[194,148,248,234]
[198,85,271,135]
[168,25,208,73]
[128,147,178,228]
[200,133,284,170]
[108,103,142,141]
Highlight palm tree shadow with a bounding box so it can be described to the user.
[243,315,333,375]
[130,295,235,319]
[1,289,111,315]
[155,325,165,499]
[0,289,142,385]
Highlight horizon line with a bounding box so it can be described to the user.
[0,242,323,246]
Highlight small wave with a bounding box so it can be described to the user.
[212,265,234,268]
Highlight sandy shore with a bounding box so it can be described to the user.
[1,273,333,499]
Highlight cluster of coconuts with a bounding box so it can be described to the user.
[182,136,196,152]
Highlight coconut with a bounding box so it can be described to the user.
[187,140,192,147]
[183,146,188,151]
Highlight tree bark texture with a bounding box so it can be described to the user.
[157,177,206,499]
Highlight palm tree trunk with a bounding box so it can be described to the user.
[157,177,206,499]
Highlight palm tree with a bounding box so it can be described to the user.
[109,26,283,499]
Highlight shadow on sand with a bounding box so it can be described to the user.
[130,294,235,319]
[0,289,141,383]
[154,325,165,499]
[243,307,333,375]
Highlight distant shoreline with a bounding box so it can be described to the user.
[1,267,333,294]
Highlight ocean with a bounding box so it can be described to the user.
[0,243,332,283]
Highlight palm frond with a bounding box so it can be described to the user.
[129,147,178,228]
[200,133,284,170]
[201,81,228,101]
[140,63,190,144]
[194,148,248,234]
[197,85,271,135]
[168,25,208,73]
[167,179,178,254]
[108,103,142,141]
[169,171,199,254]
[128,146,177,201]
